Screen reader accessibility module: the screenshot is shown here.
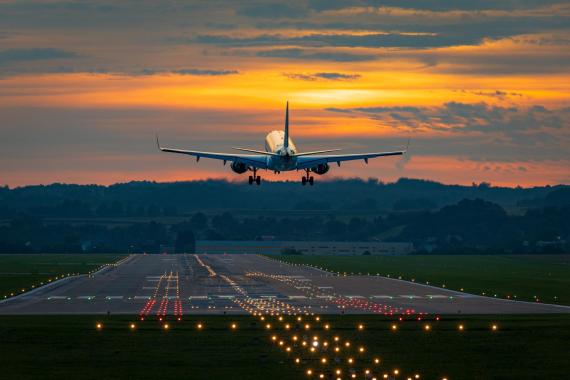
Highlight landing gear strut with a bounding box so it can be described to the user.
[301,169,314,186]
[248,168,261,185]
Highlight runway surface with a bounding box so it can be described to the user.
[0,254,568,315]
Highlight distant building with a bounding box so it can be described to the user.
[195,240,413,255]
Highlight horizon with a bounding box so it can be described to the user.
[3,176,568,191]
[0,1,569,187]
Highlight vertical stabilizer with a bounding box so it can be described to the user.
[284,101,289,149]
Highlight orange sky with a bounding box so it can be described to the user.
[0,1,568,187]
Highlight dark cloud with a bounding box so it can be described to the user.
[0,65,239,78]
[327,102,570,136]
[284,72,361,81]
[454,89,525,99]
[307,0,566,11]
[140,68,239,76]
[0,48,78,64]
[256,48,376,61]
[236,3,307,18]
[194,32,483,49]
[327,102,570,162]
[251,14,569,50]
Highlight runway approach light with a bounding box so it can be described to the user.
[197,323,203,330]
[96,323,102,330]
[130,323,136,330]
[231,323,237,330]
[458,324,464,331]
[163,324,170,330]
[358,324,364,330]
[492,324,498,331]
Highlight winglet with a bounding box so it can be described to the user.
[404,138,411,153]
[156,134,162,151]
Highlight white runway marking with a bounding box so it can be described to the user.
[77,296,95,300]
[105,296,124,300]
[47,296,67,300]
[371,295,394,299]
[400,295,422,299]
[134,296,151,299]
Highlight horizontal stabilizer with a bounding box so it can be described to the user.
[294,149,342,157]
[232,147,280,156]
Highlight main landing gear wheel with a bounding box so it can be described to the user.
[249,169,261,185]
[301,170,314,186]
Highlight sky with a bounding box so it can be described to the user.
[0,0,568,187]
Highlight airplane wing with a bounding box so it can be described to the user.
[296,150,405,169]
[157,137,268,169]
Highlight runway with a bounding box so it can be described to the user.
[0,254,568,315]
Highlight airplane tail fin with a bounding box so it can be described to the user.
[284,101,289,149]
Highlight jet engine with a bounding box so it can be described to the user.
[311,163,330,175]
[230,161,248,174]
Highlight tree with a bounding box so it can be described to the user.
[175,229,195,253]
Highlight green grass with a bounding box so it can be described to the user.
[0,254,127,297]
[0,315,568,380]
[271,255,570,305]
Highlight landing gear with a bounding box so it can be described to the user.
[301,169,314,186]
[248,169,261,185]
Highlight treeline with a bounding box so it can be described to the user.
[1,198,568,254]
[1,179,568,218]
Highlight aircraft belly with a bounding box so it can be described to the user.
[268,156,297,171]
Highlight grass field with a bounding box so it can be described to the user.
[272,255,570,305]
[0,254,127,298]
[0,314,568,380]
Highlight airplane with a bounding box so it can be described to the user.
[157,102,407,186]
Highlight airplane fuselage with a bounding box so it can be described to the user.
[264,130,298,171]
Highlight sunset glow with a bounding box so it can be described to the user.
[0,1,568,187]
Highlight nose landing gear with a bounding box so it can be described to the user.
[301,169,314,186]
[248,169,261,185]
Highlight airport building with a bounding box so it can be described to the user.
[195,240,413,255]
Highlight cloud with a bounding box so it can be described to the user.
[236,3,307,18]
[454,89,524,99]
[307,0,567,11]
[140,68,239,76]
[284,72,361,81]
[193,32,483,49]
[0,48,78,64]
[0,65,239,78]
[327,102,570,136]
[256,48,376,61]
